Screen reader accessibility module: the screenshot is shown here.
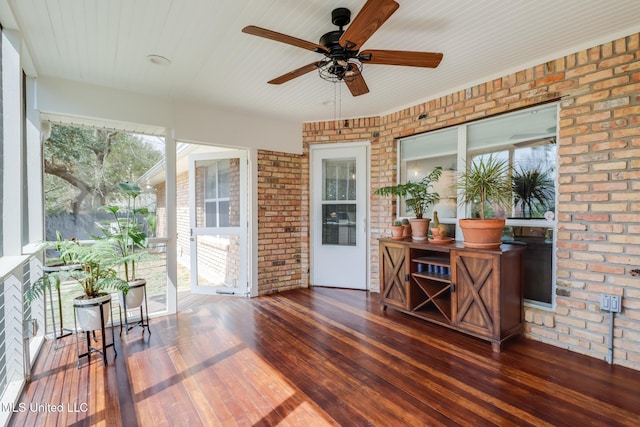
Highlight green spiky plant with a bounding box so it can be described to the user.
[374,166,443,219]
[457,154,512,220]
[512,166,555,219]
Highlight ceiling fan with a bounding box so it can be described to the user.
[242,0,443,96]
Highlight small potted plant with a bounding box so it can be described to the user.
[401,218,411,237]
[374,166,443,240]
[456,154,512,248]
[390,220,404,239]
[430,211,448,240]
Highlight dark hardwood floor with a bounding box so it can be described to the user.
[9,287,640,426]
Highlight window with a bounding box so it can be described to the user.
[467,141,556,220]
[204,159,231,228]
[43,124,163,240]
[398,104,558,306]
[400,128,458,221]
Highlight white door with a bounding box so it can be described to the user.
[311,143,368,289]
[189,151,248,295]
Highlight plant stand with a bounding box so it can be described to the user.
[73,297,116,367]
[43,264,79,349]
[47,284,73,349]
[118,280,151,336]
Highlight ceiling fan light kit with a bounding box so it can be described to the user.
[242,0,443,97]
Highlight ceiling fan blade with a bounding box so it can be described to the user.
[268,62,322,85]
[242,25,328,53]
[360,50,443,68]
[339,0,399,50]
[344,65,369,96]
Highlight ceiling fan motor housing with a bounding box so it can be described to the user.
[331,7,351,27]
[319,30,344,52]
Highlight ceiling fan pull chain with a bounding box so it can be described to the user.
[339,83,343,135]
[333,82,339,131]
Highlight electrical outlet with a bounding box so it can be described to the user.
[600,294,622,312]
[610,295,621,313]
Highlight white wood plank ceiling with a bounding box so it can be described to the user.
[5,0,640,125]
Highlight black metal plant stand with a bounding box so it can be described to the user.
[47,284,73,349]
[43,265,79,349]
[119,280,151,336]
[73,297,117,367]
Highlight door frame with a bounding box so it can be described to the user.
[309,141,370,290]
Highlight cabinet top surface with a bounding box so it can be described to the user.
[378,237,526,254]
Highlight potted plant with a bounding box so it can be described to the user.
[97,182,151,312]
[430,211,448,240]
[401,218,411,237]
[27,238,129,332]
[390,220,404,239]
[374,166,443,240]
[456,154,512,248]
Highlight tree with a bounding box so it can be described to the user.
[44,125,163,215]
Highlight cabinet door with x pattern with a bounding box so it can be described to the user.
[379,241,410,310]
[451,250,500,339]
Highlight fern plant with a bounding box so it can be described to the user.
[26,238,129,302]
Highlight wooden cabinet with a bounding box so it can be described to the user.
[379,238,524,352]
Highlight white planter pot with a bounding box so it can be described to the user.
[119,278,146,310]
[73,294,111,332]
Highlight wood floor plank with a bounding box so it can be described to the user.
[9,288,640,427]
[263,293,526,426]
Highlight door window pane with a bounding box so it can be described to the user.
[323,158,356,201]
[322,204,357,246]
[218,160,230,198]
[219,200,230,227]
[199,158,237,227]
[205,166,217,199]
[205,202,217,227]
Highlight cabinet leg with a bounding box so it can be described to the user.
[381,304,387,312]
[491,341,502,353]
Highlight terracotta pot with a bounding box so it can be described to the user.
[390,225,405,239]
[431,227,445,240]
[409,218,431,240]
[402,223,412,237]
[459,218,506,249]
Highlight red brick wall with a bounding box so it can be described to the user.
[301,118,383,287]
[297,33,640,369]
[256,151,304,294]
